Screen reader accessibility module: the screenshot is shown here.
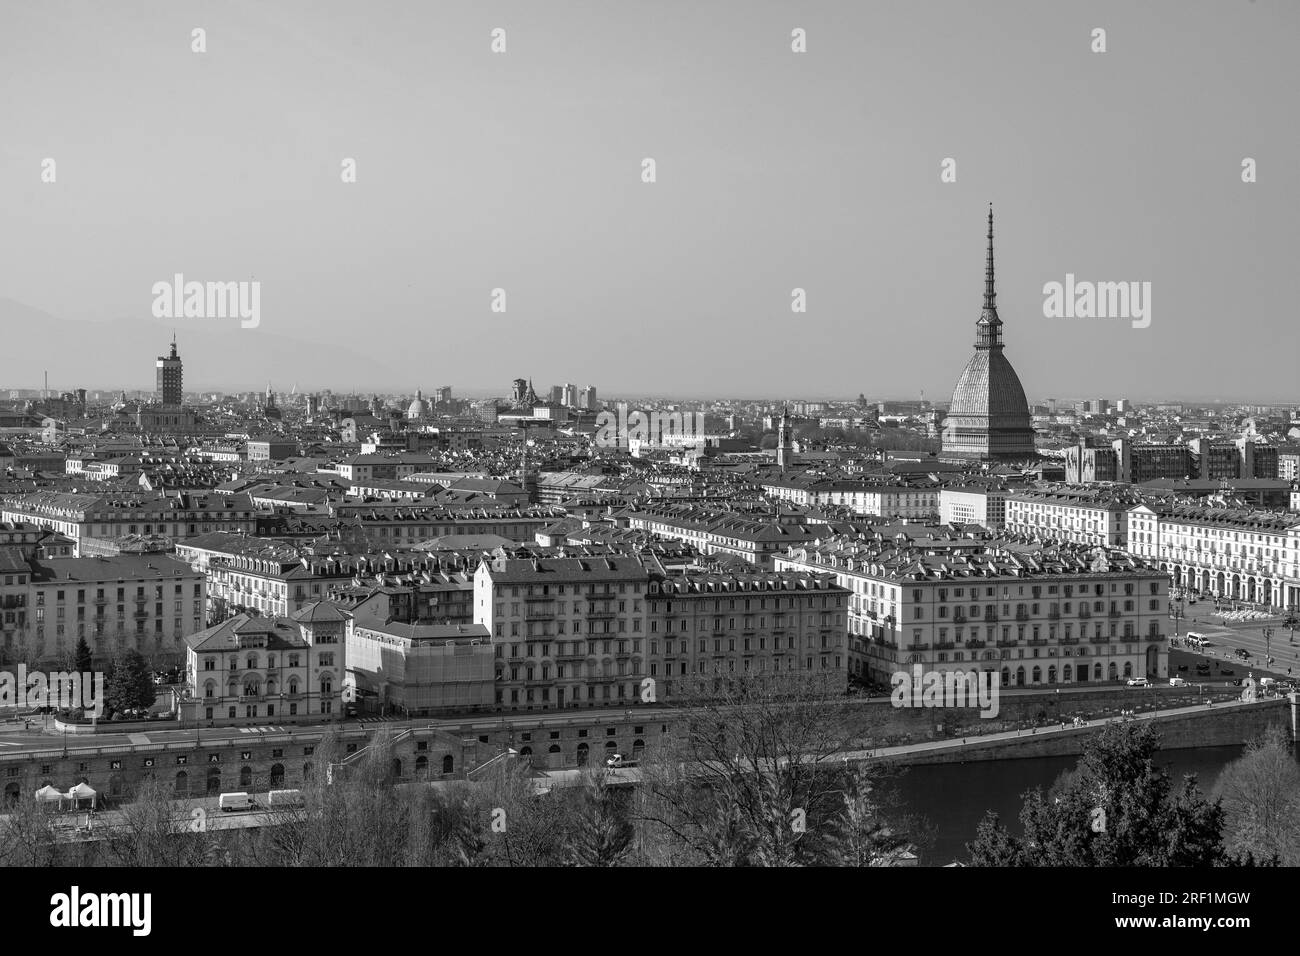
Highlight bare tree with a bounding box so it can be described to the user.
[0,797,61,867]
[637,670,885,866]
[99,775,220,867]
[1214,724,1300,866]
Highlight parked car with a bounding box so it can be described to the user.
[1126,677,1150,687]
[1169,677,1186,686]
[1176,664,1189,672]
[1221,667,1235,676]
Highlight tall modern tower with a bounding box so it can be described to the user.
[940,208,1037,462]
[156,335,183,406]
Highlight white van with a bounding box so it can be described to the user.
[218,792,255,812]
[1185,632,1208,646]
[1258,677,1276,689]
[268,789,304,808]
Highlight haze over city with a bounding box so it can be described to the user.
[2,0,1297,400]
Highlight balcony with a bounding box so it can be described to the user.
[952,613,967,624]
[1048,610,1060,620]
[524,608,555,621]
[1089,636,1110,644]
[1078,609,1091,619]
[1060,637,1080,645]
[1015,611,1030,622]
[905,643,929,652]
[1108,609,1121,618]
[586,608,616,619]
[1145,633,1166,642]
[983,613,999,623]
[1027,639,1048,646]
[965,639,986,649]
[934,641,956,650]
[996,640,1018,648]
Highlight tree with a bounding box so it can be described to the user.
[1214,725,1300,865]
[565,771,634,867]
[967,721,1252,867]
[0,796,61,867]
[73,636,93,675]
[104,649,156,716]
[637,670,895,866]
[100,775,222,867]
[824,766,928,866]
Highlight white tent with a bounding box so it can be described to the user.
[64,782,97,809]
[34,784,62,803]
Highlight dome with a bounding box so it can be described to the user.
[407,389,428,420]
[948,349,1031,420]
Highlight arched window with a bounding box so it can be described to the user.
[3,783,18,807]
[1031,666,1042,684]
[269,764,284,787]
[576,743,589,767]
[1122,661,1133,678]
[1048,665,1057,683]
[206,768,221,795]
[239,766,253,788]
[415,755,428,776]
[1000,667,1010,687]
[288,678,299,695]
[1015,666,1026,687]
[1108,662,1119,680]
[204,681,216,699]
[1093,663,1103,681]
[1063,664,1073,683]
[442,755,453,774]
[518,746,532,760]
[174,771,188,794]
[303,762,313,780]
[266,679,277,695]
[246,654,258,670]
[391,758,402,779]
[320,678,332,695]
[632,739,645,759]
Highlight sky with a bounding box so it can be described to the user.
[1,0,1296,402]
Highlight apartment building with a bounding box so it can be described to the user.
[184,603,347,726]
[473,553,850,712]
[777,534,1168,687]
[0,491,257,553]
[1004,487,1138,548]
[621,504,876,568]
[1128,503,1300,609]
[939,484,1008,530]
[758,475,940,519]
[0,551,205,667]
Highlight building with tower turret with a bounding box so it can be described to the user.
[156,335,183,406]
[777,406,793,471]
[940,208,1037,462]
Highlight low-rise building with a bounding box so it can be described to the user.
[183,603,346,726]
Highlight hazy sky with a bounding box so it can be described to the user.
[1,0,1296,402]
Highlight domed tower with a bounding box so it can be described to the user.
[941,207,1037,462]
[407,388,428,422]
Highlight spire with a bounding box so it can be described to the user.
[976,204,1003,349]
[984,205,996,312]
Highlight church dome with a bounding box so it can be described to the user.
[407,389,428,420]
